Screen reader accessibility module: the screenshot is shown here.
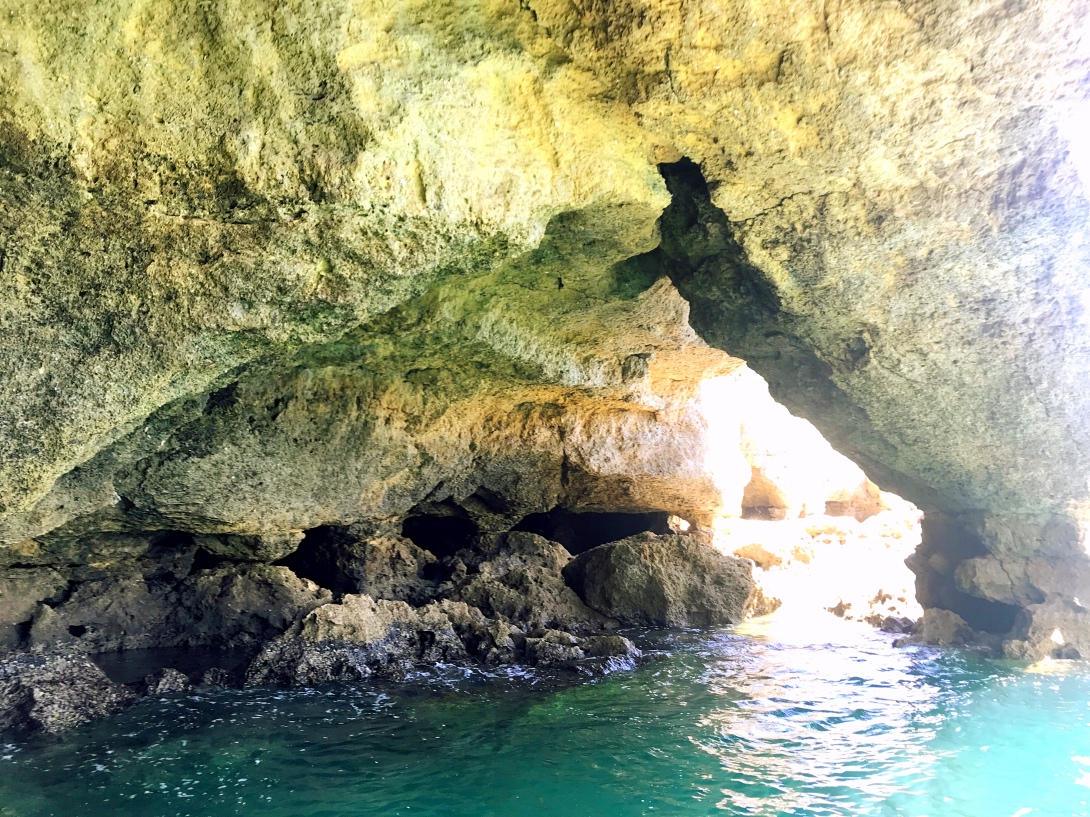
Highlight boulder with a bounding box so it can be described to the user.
[27,564,331,653]
[0,568,67,651]
[28,570,175,653]
[144,667,192,695]
[284,526,438,603]
[449,532,610,631]
[903,608,974,648]
[179,565,333,649]
[1003,601,1090,662]
[245,594,476,687]
[563,533,756,627]
[0,650,135,736]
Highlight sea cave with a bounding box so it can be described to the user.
[1,1,1089,814]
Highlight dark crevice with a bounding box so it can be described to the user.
[202,382,239,416]
[911,514,1023,634]
[401,515,480,559]
[278,526,355,595]
[189,547,228,573]
[645,157,942,512]
[513,508,671,555]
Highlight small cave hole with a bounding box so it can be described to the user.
[401,514,480,559]
[189,547,228,573]
[67,625,88,638]
[952,594,1022,635]
[278,527,357,595]
[513,508,671,555]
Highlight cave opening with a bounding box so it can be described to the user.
[513,508,673,554]
[401,513,481,559]
[278,526,356,595]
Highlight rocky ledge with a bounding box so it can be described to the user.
[0,528,760,737]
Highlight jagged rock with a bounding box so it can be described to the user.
[524,630,584,667]
[180,565,333,649]
[198,667,233,688]
[145,667,192,695]
[245,594,471,687]
[956,555,1090,610]
[0,650,135,735]
[1003,601,1090,662]
[879,616,916,635]
[563,533,756,627]
[903,609,975,648]
[194,532,305,563]
[580,635,642,663]
[747,586,782,619]
[0,568,67,651]
[285,526,438,604]
[28,570,175,653]
[449,532,610,632]
[28,564,330,653]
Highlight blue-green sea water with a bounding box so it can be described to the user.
[2,616,1089,817]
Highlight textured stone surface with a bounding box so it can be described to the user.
[27,563,331,653]
[564,532,757,627]
[0,0,1088,652]
[0,650,135,735]
[0,568,67,650]
[283,526,438,603]
[449,531,611,631]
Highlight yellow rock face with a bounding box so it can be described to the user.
[1,0,1089,641]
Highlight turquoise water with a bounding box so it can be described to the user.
[2,617,1089,817]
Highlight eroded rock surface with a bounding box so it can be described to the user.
[0,0,1087,677]
[0,650,135,736]
[564,532,757,627]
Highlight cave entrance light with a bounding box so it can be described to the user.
[694,366,923,630]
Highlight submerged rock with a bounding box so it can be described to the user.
[144,667,192,695]
[563,533,756,627]
[0,650,135,736]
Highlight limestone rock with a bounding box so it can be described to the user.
[0,650,135,736]
[1003,601,1090,662]
[284,527,437,604]
[28,570,175,653]
[524,630,584,667]
[906,609,975,648]
[449,532,610,631]
[180,565,333,649]
[244,594,499,686]
[194,532,305,563]
[0,0,1087,650]
[0,568,67,651]
[27,564,330,654]
[145,667,192,696]
[563,533,756,627]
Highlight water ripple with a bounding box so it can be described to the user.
[2,619,1089,817]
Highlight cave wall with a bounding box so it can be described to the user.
[2,0,1089,659]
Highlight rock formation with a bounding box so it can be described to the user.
[564,532,757,626]
[0,0,1087,726]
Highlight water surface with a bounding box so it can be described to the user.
[2,615,1088,817]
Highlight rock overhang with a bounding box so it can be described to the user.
[0,0,1089,661]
